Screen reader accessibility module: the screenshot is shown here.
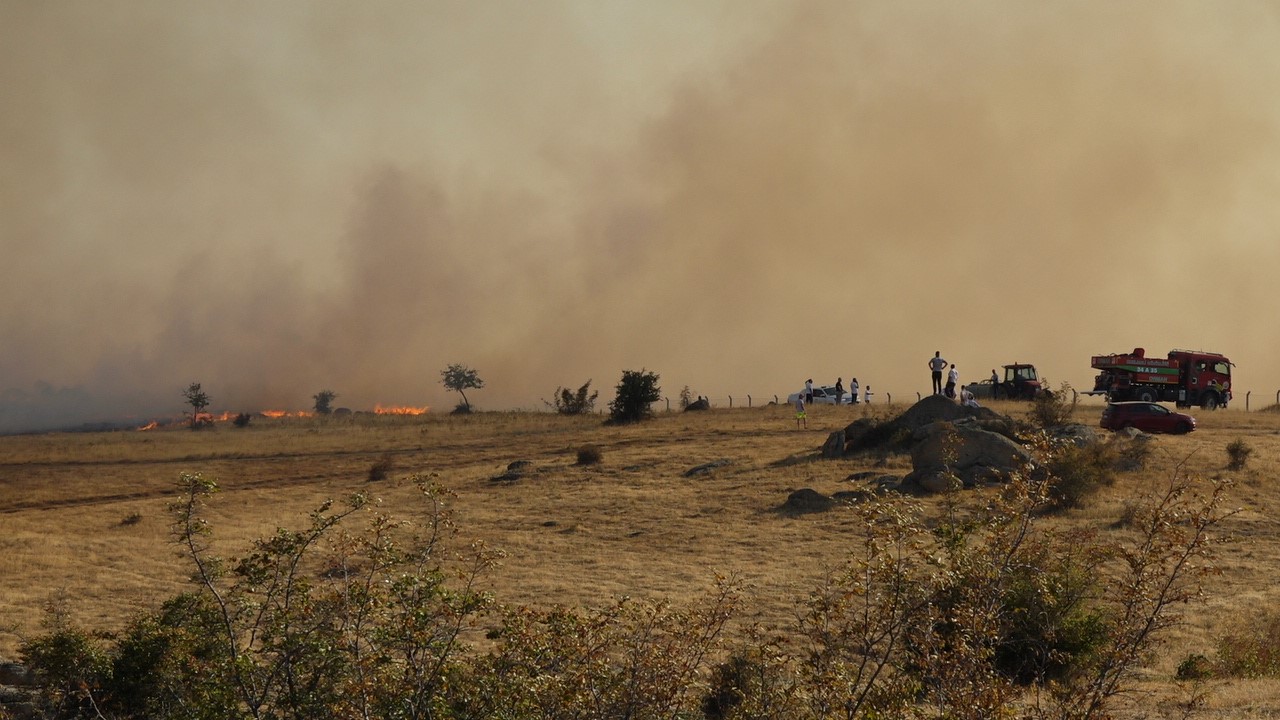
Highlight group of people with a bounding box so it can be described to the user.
[802,377,870,406]
[931,351,981,408]
[795,376,873,428]
[795,350,986,428]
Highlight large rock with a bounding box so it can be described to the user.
[904,419,1033,491]
[1048,423,1103,447]
[894,394,1004,433]
[822,431,846,458]
[842,395,1013,455]
[0,662,34,686]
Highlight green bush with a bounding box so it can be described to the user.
[20,596,112,718]
[608,369,661,423]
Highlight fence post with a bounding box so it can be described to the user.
[728,396,734,408]
[886,392,892,405]
[1072,389,1078,403]
[665,397,670,412]
[773,395,778,404]
[1246,390,1251,411]
[916,392,921,402]
[747,394,752,407]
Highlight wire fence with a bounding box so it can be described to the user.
[657,388,1274,412]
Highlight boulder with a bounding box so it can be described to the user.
[685,398,711,411]
[1048,423,1102,447]
[900,469,963,495]
[492,460,533,483]
[842,417,889,453]
[904,420,1032,492]
[842,395,1014,454]
[684,459,732,477]
[822,430,846,458]
[0,662,34,686]
[782,488,835,513]
[893,394,1005,434]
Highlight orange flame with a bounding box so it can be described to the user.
[373,404,429,416]
[260,410,313,419]
[137,421,159,431]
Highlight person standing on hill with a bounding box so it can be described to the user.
[946,364,959,399]
[991,368,1000,399]
[929,352,947,394]
[834,378,844,405]
[805,378,814,406]
[794,393,807,428]
[849,377,860,405]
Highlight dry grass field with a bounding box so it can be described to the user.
[3,400,1280,717]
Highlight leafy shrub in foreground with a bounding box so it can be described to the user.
[18,463,1232,720]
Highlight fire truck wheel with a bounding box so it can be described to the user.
[1201,394,1219,411]
[1136,388,1157,403]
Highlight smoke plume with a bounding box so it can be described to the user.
[2,1,1278,431]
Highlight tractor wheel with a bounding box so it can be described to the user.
[1201,393,1219,411]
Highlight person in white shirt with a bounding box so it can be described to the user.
[929,352,948,394]
[849,377,860,405]
[946,364,959,398]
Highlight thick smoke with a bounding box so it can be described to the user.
[2,1,1278,432]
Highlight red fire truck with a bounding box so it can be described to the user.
[1088,348,1233,410]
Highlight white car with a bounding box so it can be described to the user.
[787,385,849,405]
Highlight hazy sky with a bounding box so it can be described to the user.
[3,1,1278,431]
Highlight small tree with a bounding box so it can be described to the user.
[546,380,599,415]
[441,363,484,413]
[313,390,337,415]
[182,383,210,430]
[609,369,661,424]
[679,386,695,410]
